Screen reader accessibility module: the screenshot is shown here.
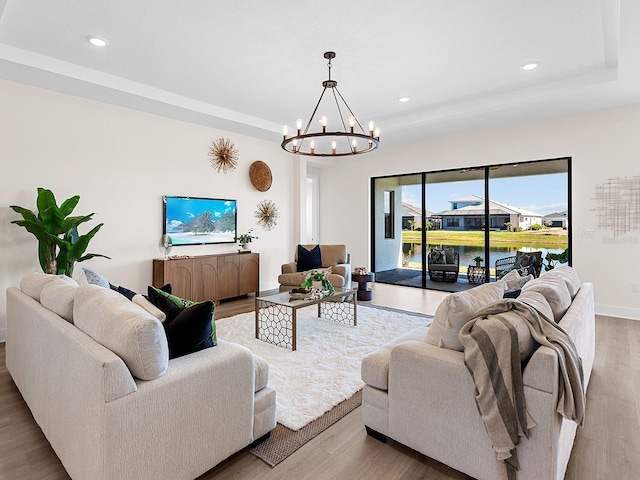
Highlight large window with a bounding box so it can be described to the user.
[384,190,395,239]
[372,158,570,289]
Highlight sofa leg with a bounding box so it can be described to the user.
[249,431,271,448]
[365,426,387,443]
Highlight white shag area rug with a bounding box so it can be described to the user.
[215,305,431,431]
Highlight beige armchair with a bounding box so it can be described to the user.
[278,244,351,292]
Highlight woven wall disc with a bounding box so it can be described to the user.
[249,160,272,192]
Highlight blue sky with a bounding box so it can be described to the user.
[401,173,568,216]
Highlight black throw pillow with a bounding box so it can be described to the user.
[116,285,138,300]
[164,301,216,359]
[147,285,182,323]
[297,244,322,272]
[503,289,522,299]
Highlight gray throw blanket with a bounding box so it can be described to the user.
[458,298,585,480]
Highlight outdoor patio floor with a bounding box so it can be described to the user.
[375,268,485,293]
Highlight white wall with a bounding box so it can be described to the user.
[373,178,403,272]
[0,79,294,338]
[319,104,640,320]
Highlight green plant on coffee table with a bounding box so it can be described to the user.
[10,187,110,276]
[473,255,483,265]
[235,229,259,249]
[300,269,335,295]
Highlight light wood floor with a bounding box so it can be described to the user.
[1,283,638,479]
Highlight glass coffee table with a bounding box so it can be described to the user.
[255,287,357,350]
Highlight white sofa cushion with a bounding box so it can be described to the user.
[521,275,572,322]
[541,266,581,299]
[20,272,77,302]
[253,354,270,392]
[362,327,428,390]
[74,285,169,380]
[426,282,505,351]
[517,290,555,324]
[40,276,79,322]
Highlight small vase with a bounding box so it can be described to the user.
[312,280,322,291]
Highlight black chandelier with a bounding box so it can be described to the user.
[281,51,380,157]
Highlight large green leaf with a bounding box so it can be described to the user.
[36,188,65,235]
[61,214,95,234]
[78,253,111,263]
[59,195,80,219]
[10,205,39,223]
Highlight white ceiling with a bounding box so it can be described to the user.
[1,0,639,146]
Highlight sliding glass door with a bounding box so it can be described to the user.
[372,158,570,291]
[372,174,424,287]
[488,159,570,280]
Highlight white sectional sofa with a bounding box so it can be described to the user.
[6,273,276,480]
[361,266,595,480]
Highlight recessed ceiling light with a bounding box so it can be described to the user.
[398,96,410,103]
[521,62,539,71]
[86,36,108,47]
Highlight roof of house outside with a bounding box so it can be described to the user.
[402,202,433,217]
[449,194,484,204]
[439,197,543,217]
[543,211,568,219]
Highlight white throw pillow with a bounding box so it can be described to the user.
[74,285,169,381]
[426,282,506,351]
[40,276,79,322]
[521,275,572,322]
[132,294,167,323]
[497,269,533,293]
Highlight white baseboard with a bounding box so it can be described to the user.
[596,304,640,321]
[0,328,5,343]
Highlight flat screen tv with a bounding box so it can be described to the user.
[163,196,237,246]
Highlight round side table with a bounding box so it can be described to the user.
[352,272,375,301]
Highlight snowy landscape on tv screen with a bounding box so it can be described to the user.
[163,196,237,245]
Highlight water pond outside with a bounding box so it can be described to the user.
[402,243,567,274]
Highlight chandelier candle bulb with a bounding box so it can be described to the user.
[331,140,337,154]
[310,140,315,154]
[368,121,375,135]
[349,116,355,133]
[296,119,302,135]
[374,126,380,139]
[351,139,357,153]
[293,139,298,153]
[282,125,288,138]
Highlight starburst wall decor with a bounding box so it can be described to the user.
[255,199,280,231]
[208,137,239,173]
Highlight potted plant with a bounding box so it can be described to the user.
[10,187,110,276]
[473,256,483,267]
[235,229,259,252]
[301,269,335,295]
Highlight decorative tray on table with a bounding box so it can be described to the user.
[289,288,330,300]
